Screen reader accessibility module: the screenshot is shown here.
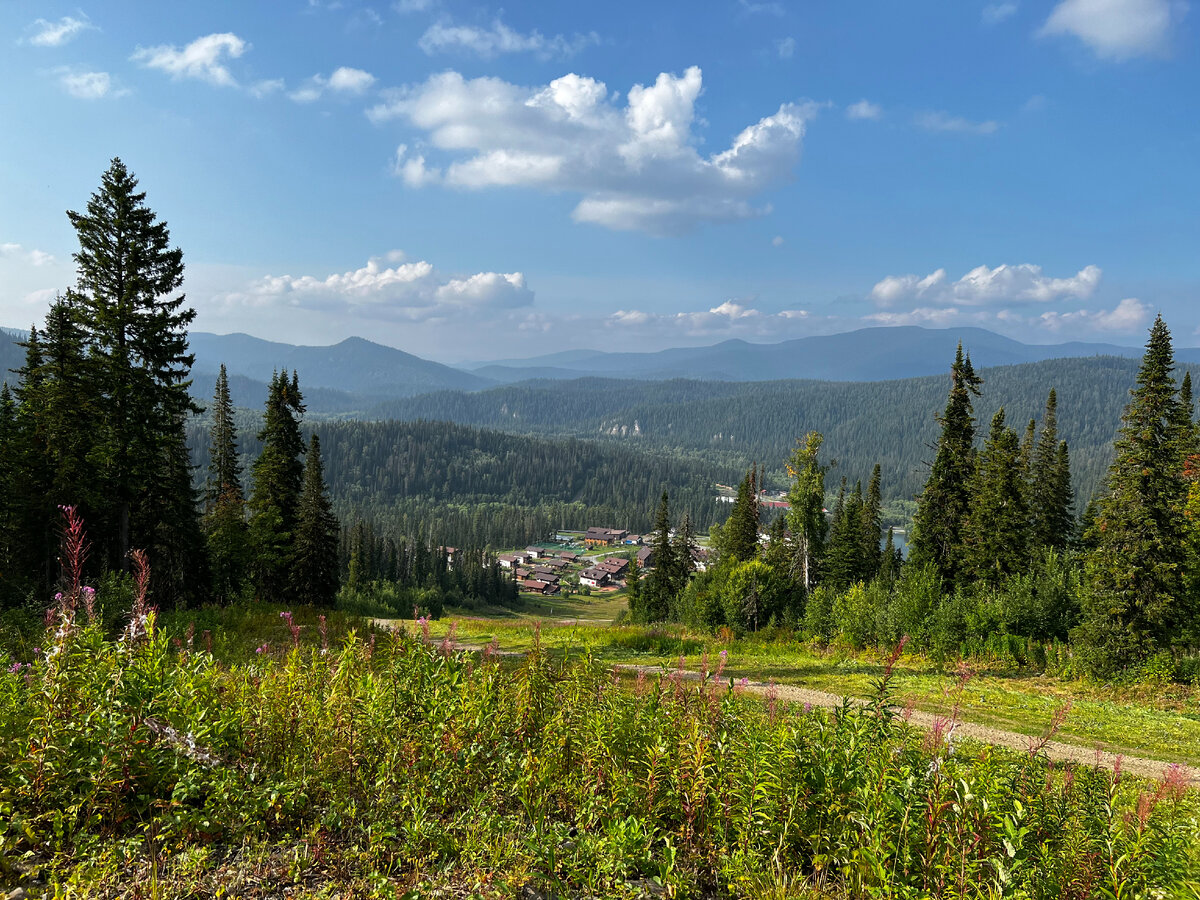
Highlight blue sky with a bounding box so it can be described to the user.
[0,0,1196,361]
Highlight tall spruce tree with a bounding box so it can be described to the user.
[292,434,340,607]
[861,464,883,580]
[671,512,697,597]
[721,467,760,563]
[1030,390,1073,550]
[248,371,306,598]
[825,479,867,590]
[909,343,982,587]
[641,492,676,622]
[67,158,200,573]
[962,409,1027,585]
[785,431,827,591]
[203,365,248,603]
[1080,316,1191,672]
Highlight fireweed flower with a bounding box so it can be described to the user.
[280,611,301,647]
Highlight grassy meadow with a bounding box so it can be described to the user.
[430,589,1200,769]
[1,587,1199,898]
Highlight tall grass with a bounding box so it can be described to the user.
[1,596,1198,897]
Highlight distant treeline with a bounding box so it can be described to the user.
[362,356,1165,504]
[186,418,733,549]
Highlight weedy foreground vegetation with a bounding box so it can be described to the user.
[2,584,1200,900]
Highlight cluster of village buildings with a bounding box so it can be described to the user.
[493,526,708,595]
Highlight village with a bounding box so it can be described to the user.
[491,526,710,597]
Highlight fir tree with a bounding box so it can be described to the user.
[292,434,341,607]
[909,343,982,588]
[641,492,676,622]
[882,527,900,582]
[962,409,1028,585]
[671,512,697,596]
[205,365,242,511]
[203,365,248,604]
[785,431,827,592]
[248,371,306,598]
[861,464,883,580]
[825,479,867,590]
[67,158,199,572]
[37,298,97,518]
[721,467,760,563]
[1030,390,1073,550]
[1080,316,1190,672]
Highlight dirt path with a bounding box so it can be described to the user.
[607,662,1196,783]
[422,634,1194,783]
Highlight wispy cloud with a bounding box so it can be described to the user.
[776,36,795,59]
[915,110,1000,135]
[131,33,248,87]
[26,14,94,47]
[57,69,126,100]
[0,243,56,267]
[418,17,599,60]
[738,0,785,16]
[369,67,817,235]
[846,99,882,120]
[982,3,1019,25]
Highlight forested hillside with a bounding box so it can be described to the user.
[367,356,1163,503]
[186,418,731,549]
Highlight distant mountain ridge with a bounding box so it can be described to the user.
[187,332,490,398]
[465,326,1159,383]
[5,325,1199,409]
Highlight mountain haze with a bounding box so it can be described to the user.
[465,327,1154,383]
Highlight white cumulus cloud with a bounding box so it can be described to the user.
[418,17,599,60]
[871,263,1101,308]
[368,67,817,235]
[1038,297,1151,332]
[131,33,248,87]
[1040,0,1187,59]
[290,66,377,102]
[27,15,94,47]
[220,252,533,322]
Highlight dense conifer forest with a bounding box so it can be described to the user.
[185,417,731,549]
[361,355,1161,503]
